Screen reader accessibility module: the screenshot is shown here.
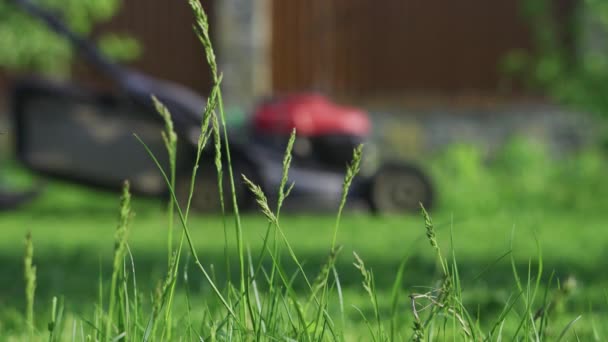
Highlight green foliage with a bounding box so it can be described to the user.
[97,33,141,63]
[504,0,608,118]
[0,0,138,76]
[432,137,608,214]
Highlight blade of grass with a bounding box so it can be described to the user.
[556,315,582,342]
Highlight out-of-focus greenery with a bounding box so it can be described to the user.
[0,0,139,76]
[503,0,608,118]
[432,137,608,214]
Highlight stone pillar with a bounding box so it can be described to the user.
[215,0,272,109]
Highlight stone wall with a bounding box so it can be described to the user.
[372,103,597,161]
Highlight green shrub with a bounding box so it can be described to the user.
[504,0,608,120]
[431,137,608,213]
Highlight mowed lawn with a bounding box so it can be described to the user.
[1,178,608,338]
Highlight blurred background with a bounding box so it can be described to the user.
[1,0,604,157]
[2,0,607,211]
[1,0,608,338]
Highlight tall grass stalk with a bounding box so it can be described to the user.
[152,95,178,339]
[353,251,383,340]
[134,135,237,322]
[242,175,315,293]
[153,72,218,340]
[144,253,177,341]
[331,144,363,249]
[126,245,140,340]
[105,181,133,340]
[189,0,249,324]
[420,203,448,276]
[268,129,296,288]
[410,205,479,340]
[242,129,296,339]
[187,87,218,218]
[24,232,36,337]
[210,110,232,284]
[133,14,242,323]
[152,96,178,265]
[311,144,363,339]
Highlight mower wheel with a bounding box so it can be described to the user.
[176,160,257,213]
[367,163,433,214]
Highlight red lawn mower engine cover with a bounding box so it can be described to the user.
[253,94,370,137]
[253,94,370,165]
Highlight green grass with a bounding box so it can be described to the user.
[1,179,608,339]
[2,1,608,340]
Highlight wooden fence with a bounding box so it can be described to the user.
[271,0,576,99]
[2,0,577,103]
[91,0,214,94]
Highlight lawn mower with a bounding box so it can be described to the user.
[8,0,434,213]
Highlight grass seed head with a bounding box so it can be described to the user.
[311,245,343,297]
[211,112,222,174]
[278,129,297,207]
[189,0,218,81]
[152,96,178,155]
[412,319,424,342]
[353,252,374,300]
[420,203,437,249]
[343,144,364,195]
[242,174,277,224]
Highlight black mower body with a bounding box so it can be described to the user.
[11,78,434,213]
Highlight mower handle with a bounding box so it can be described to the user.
[10,0,207,129]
